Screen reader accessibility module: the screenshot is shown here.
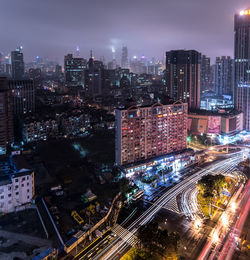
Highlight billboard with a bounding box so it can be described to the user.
[207,116,221,134]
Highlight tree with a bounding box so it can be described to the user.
[137,221,180,258]
[119,177,130,195]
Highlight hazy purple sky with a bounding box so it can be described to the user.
[0,0,249,64]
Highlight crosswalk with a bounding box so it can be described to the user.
[163,197,181,214]
[111,224,139,247]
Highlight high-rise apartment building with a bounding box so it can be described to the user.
[11,47,24,80]
[121,46,129,69]
[234,8,250,130]
[214,56,233,96]
[64,54,86,87]
[200,55,211,92]
[8,79,35,115]
[0,78,13,155]
[115,102,188,165]
[165,50,201,110]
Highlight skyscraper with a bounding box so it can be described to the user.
[84,55,105,97]
[64,54,86,87]
[234,8,250,130]
[11,46,24,80]
[0,78,13,154]
[165,50,201,110]
[75,46,80,58]
[200,55,211,92]
[214,56,233,97]
[121,46,129,69]
[8,79,35,115]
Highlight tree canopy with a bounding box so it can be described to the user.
[197,174,226,199]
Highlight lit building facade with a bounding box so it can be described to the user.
[84,57,105,97]
[234,8,250,130]
[0,156,35,213]
[0,78,13,155]
[200,55,211,92]
[115,102,188,165]
[165,50,201,110]
[8,79,35,115]
[214,56,233,96]
[64,54,86,87]
[188,109,243,136]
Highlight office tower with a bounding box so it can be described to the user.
[29,68,42,84]
[200,55,211,92]
[115,102,188,165]
[0,53,4,74]
[121,46,129,69]
[84,55,104,97]
[214,56,233,96]
[11,46,24,79]
[234,8,250,130]
[165,50,201,110]
[64,54,86,87]
[0,78,13,154]
[75,46,80,58]
[8,79,35,115]
[130,57,147,74]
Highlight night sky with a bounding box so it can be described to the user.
[1,0,249,64]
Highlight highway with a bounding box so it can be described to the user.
[85,151,245,260]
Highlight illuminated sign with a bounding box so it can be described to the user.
[240,9,250,15]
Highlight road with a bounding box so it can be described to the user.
[84,151,244,260]
[197,180,249,260]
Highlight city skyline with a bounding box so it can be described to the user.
[1,0,249,64]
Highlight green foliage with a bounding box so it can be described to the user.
[197,174,226,199]
[119,178,130,195]
[137,221,180,257]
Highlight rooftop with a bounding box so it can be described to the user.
[189,108,242,117]
[0,155,33,186]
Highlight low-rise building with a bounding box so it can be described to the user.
[23,118,59,142]
[188,109,243,136]
[0,155,35,213]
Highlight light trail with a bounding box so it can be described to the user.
[91,153,243,260]
[197,180,249,260]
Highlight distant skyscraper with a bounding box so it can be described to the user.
[84,55,104,97]
[121,46,129,69]
[200,55,211,92]
[64,54,86,87]
[165,50,201,110]
[214,56,233,97]
[234,8,250,130]
[75,46,80,58]
[11,46,24,79]
[0,77,13,154]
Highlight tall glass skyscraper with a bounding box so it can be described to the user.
[165,50,201,110]
[11,46,24,80]
[234,8,250,130]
